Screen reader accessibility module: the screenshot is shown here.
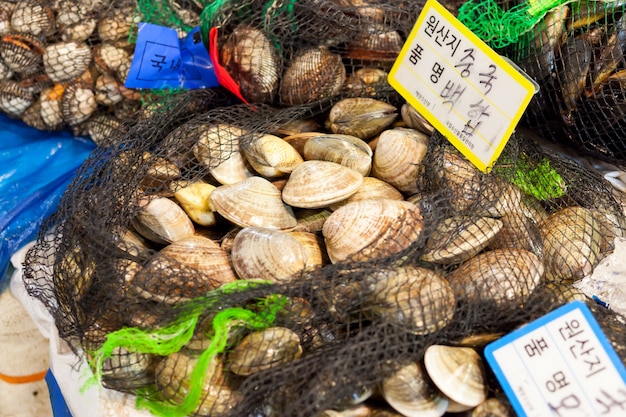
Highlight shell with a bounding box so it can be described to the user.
[140,151,182,190]
[132,197,195,245]
[227,327,302,376]
[471,398,512,417]
[193,123,255,185]
[21,100,47,130]
[282,160,364,209]
[56,1,97,42]
[342,67,390,98]
[0,56,12,80]
[283,131,323,156]
[539,206,602,282]
[130,235,237,303]
[86,112,124,147]
[344,25,404,70]
[155,351,241,417]
[211,176,297,230]
[422,216,503,264]
[328,176,404,210]
[381,361,448,417]
[39,84,65,130]
[61,81,97,126]
[10,0,54,36]
[303,133,373,176]
[92,42,130,74]
[280,46,346,105]
[323,199,423,263]
[423,345,487,410]
[94,73,124,106]
[0,2,15,36]
[0,32,44,75]
[98,6,139,42]
[43,41,92,83]
[327,98,397,139]
[440,149,482,212]
[366,266,455,334]
[173,181,217,227]
[220,24,281,104]
[242,133,303,177]
[488,211,543,257]
[447,248,544,306]
[401,103,434,135]
[0,80,33,116]
[293,208,333,233]
[230,226,308,282]
[372,127,429,194]
[288,231,327,270]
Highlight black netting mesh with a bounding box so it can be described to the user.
[22,81,626,416]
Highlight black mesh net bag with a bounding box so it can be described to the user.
[22,82,626,417]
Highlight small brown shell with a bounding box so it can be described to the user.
[488,211,543,257]
[92,43,130,75]
[280,46,346,105]
[61,81,97,126]
[85,112,124,147]
[447,248,544,306]
[132,197,195,245]
[43,41,92,83]
[282,160,364,209]
[241,133,304,177]
[97,6,139,43]
[366,266,456,335]
[327,98,398,140]
[344,26,404,70]
[0,80,33,116]
[39,84,65,130]
[0,32,44,75]
[323,199,423,263]
[211,176,297,230]
[401,103,434,135]
[10,0,54,36]
[94,73,124,106]
[227,327,302,376]
[328,176,404,211]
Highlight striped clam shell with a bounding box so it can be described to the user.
[43,41,92,83]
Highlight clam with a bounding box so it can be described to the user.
[328,176,403,210]
[421,216,503,264]
[0,32,44,75]
[231,226,308,282]
[94,73,124,106]
[471,398,512,417]
[342,67,390,98]
[0,56,12,80]
[488,211,543,257]
[227,326,302,376]
[366,266,456,334]
[303,133,373,176]
[323,199,423,263]
[140,152,181,190]
[10,0,54,36]
[86,112,124,147]
[92,42,130,75]
[97,6,140,43]
[132,197,195,245]
[211,176,297,230]
[344,26,404,70]
[61,81,97,126]
[56,1,97,42]
[447,248,544,306]
[401,103,434,135]
[43,41,92,83]
[591,207,626,252]
[539,206,602,282]
[242,133,303,177]
[220,24,281,104]
[39,84,65,130]
[0,80,34,116]
[288,231,327,269]
[280,46,346,105]
[327,97,397,139]
[155,351,240,417]
[423,345,487,411]
[283,131,323,156]
[129,235,237,303]
[372,127,429,194]
[282,160,364,209]
[21,100,47,130]
[113,227,152,258]
[440,149,482,212]
[381,361,448,417]
[293,208,333,233]
[173,181,217,226]
[0,2,14,36]
[193,123,256,185]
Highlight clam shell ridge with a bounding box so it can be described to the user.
[323,199,424,263]
[211,176,297,230]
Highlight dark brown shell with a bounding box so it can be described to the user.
[344,26,404,70]
[0,79,34,116]
[280,46,346,105]
[0,32,44,75]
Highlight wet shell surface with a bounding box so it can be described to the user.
[328,176,403,211]
[539,206,602,282]
[280,46,346,105]
[242,133,303,177]
[381,361,448,417]
[227,326,302,376]
[173,181,217,226]
[366,266,456,335]
[211,176,297,230]
[401,103,434,135]
[130,235,237,303]
[446,248,544,306]
[132,197,195,245]
[327,97,398,139]
[231,226,308,282]
[372,127,429,194]
[303,133,373,176]
[422,216,503,264]
[423,345,487,410]
[43,41,92,83]
[281,160,364,209]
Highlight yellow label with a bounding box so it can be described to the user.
[388,0,536,173]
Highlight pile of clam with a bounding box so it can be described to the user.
[0,0,144,141]
[77,94,626,417]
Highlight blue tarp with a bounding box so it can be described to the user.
[0,115,95,286]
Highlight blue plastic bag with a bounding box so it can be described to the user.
[0,115,95,285]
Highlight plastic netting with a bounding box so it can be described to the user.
[22,83,626,416]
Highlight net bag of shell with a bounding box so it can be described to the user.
[22,88,626,417]
[458,0,626,165]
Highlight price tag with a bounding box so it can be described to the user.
[387,0,537,172]
[125,23,219,90]
[485,301,626,417]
